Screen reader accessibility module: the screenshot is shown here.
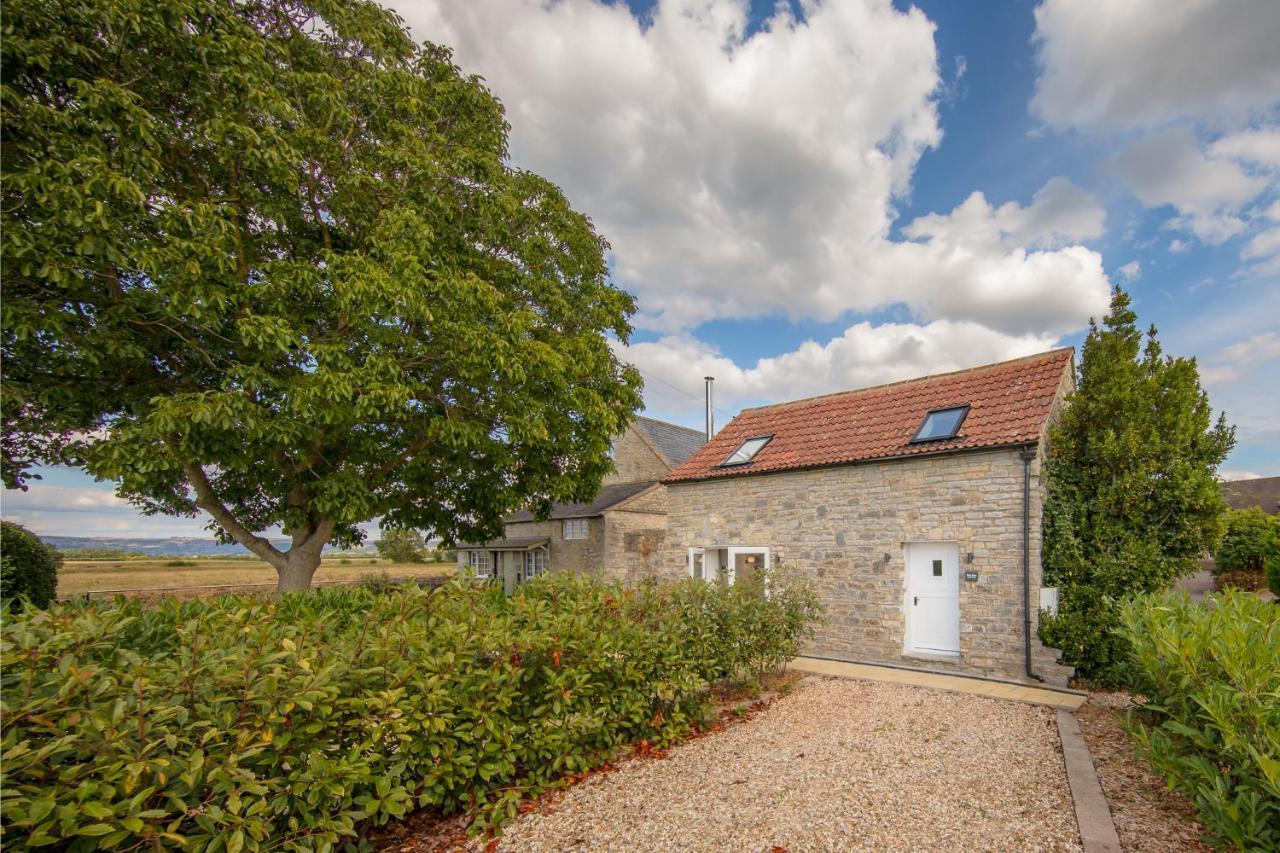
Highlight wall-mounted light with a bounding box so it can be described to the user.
[965,552,974,564]
[883,552,891,564]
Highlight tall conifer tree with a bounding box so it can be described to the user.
[1040,288,1234,678]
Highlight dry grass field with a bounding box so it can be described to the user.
[57,555,456,598]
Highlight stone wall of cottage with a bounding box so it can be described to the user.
[663,446,1054,682]
[601,509,668,584]
[502,517,605,575]
[603,423,670,485]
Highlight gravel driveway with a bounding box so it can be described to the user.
[489,677,1080,852]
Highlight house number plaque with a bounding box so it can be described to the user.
[963,570,979,582]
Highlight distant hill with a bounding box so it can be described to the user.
[39,535,372,557]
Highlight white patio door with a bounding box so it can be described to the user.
[906,542,960,654]
[688,546,769,585]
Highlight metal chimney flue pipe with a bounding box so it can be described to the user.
[704,376,715,440]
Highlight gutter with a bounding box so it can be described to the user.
[1021,444,1044,683]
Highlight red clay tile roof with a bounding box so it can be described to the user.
[664,348,1074,483]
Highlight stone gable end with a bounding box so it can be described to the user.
[604,423,671,485]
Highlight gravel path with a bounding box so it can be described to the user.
[488,677,1081,852]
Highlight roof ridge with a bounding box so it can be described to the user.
[633,413,704,435]
[738,347,1074,414]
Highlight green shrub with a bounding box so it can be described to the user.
[161,559,197,568]
[1215,507,1280,577]
[0,570,822,849]
[1118,590,1279,850]
[355,571,397,594]
[0,522,60,610]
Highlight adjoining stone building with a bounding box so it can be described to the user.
[661,349,1077,686]
[457,416,705,593]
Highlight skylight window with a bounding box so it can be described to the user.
[911,405,970,443]
[722,435,772,466]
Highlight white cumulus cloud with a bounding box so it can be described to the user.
[617,320,1059,422]
[394,0,1111,337]
[1211,127,1280,169]
[1031,0,1280,131]
[1032,2,1280,251]
[1111,128,1267,244]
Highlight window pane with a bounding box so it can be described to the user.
[915,407,967,441]
[723,435,771,465]
[691,552,704,579]
[932,559,943,577]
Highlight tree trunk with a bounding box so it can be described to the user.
[277,548,323,593]
[182,461,334,593]
[275,519,335,593]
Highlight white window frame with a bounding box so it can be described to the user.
[562,518,588,540]
[525,548,548,578]
[688,548,706,581]
[467,550,492,578]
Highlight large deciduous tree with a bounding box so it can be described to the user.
[1,0,642,590]
[1038,287,1234,680]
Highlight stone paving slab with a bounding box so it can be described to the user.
[789,655,1087,710]
[1057,709,1123,853]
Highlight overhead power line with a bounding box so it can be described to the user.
[642,370,735,422]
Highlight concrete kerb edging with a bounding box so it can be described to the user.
[1056,708,1122,853]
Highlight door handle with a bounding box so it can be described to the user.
[913,596,918,606]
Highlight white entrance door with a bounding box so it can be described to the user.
[906,542,960,654]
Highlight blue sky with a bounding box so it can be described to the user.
[3,0,1278,538]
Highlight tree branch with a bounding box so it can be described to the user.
[183,462,287,569]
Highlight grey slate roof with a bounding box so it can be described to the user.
[1221,476,1280,514]
[505,480,658,523]
[634,415,706,466]
[456,536,549,550]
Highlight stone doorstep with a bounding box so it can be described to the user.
[788,655,1087,710]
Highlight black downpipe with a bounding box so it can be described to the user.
[1021,444,1044,683]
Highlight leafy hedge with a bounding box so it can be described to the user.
[0,522,60,611]
[1119,591,1279,850]
[1,569,821,850]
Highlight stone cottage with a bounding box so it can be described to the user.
[457,416,705,593]
[661,349,1077,686]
